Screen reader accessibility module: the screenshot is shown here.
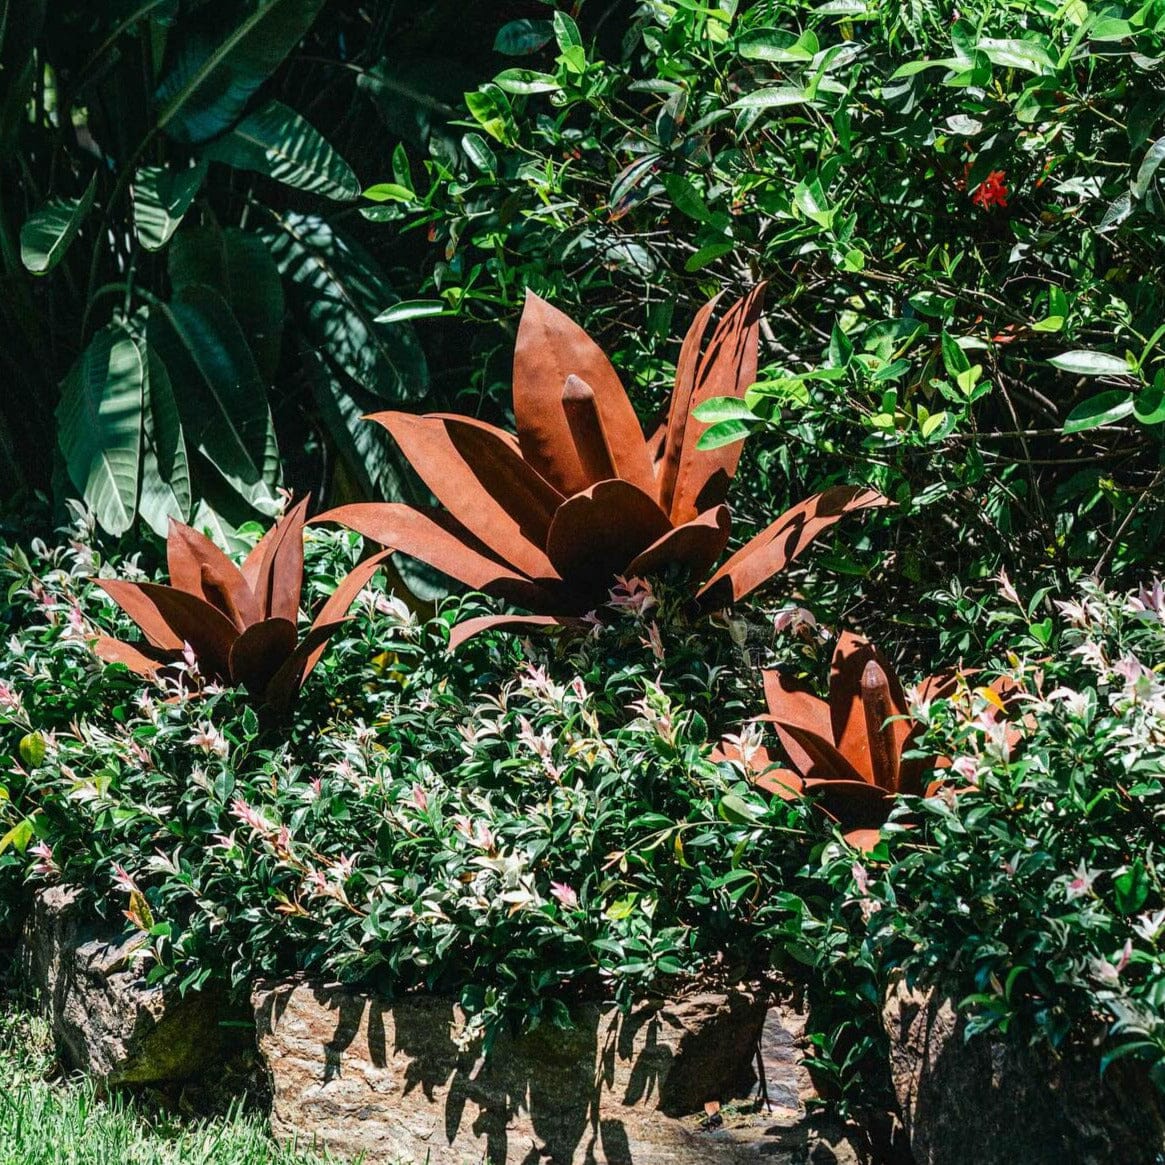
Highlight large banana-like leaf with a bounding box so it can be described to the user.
[56,322,144,536]
[132,161,206,251]
[20,174,97,274]
[138,343,192,536]
[155,0,328,144]
[257,212,428,403]
[202,99,358,201]
[148,283,279,514]
[169,225,284,381]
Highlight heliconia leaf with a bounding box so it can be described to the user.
[56,322,144,537]
[512,292,655,496]
[148,283,280,514]
[315,503,553,607]
[165,519,257,628]
[155,0,328,144]
[697,486,890,606]
[258,212,428,404]
[448,614,578,651]
[662,284,766,524]
[138,345,193,537]
[21,173,97,274]
[544,480,672,601]
[168,226,285,383]
[228,617,298,696]
[369,412,561,580]
[93,636,167,678]
[202,100,359,201]
[625,505,731,581]
[132,162,206,251]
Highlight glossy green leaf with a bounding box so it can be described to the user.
[258,212,427,403]
[20,173,97,274]
[493,68,560,95]
[661,173,712,222]
[1062,390,1135,433]
[695,418,754,450]
[138,343,192,535]
[202,99,358,201]
[731,86,810,110]
[464,84,516,145]
[132,161,206,251]
[155,0,328,143]
[692,397,757,423]
[1049,350,1133,377]
[374,300,450,324]
[493,18,554,55]
[56,322,144,536]
[684,241,734,271]
[1132,136,1165,201]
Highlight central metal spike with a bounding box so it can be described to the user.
[861,658,899,793]
[562,374,617,484]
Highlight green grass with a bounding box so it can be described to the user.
[0,1005,349,1165]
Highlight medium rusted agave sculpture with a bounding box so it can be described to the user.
[320,287,888,646]
[717,633,966,851]
[93,498,385,714]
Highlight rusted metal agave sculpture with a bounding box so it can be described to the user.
[93,498,385,714]
[319,287,888,646]
[717,633,967,851]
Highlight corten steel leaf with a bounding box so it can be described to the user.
[717,633,974,851]
[92,497,387,713]
[317,287,890,646]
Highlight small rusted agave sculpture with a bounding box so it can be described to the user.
[93,498,385,714]
[717,633,968,851]
[320,287,887,646]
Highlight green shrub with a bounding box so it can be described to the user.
[789,575,1165,1096]
[379,0,1165,584]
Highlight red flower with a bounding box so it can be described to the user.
[971,170,1008,209]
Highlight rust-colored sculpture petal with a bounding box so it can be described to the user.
[315,504,557,609]
[512,292,654,496]
[843,828,885,852]
[659,286,765,524]
[263,620,349,712]
[106,582,238,680]
[697,486,891,607]
[93,635,167,677]
[760,669,835,778]
[228,617,299,696]
[251,496,310,624]
[625,505,731,582]
[165,520,257,629]
[754,768,806,801]
[369,411,562,580]
[94,579,186,652]
[544,480,671,602]
[773,721,869,786]
[300,549,391,680]
[804,777,893,823]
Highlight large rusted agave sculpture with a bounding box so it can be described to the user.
[93,498,385,714]
[320,287,888,646]
[717,633,967,851]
